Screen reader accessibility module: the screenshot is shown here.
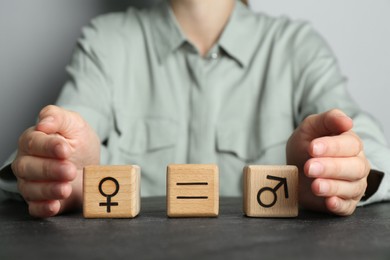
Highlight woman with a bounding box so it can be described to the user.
[4,0,387,218]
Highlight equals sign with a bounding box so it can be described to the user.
[176,182,209,199]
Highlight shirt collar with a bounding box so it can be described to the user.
[218,1,256,68]
[151,0,255,67]
[151,1,186,64]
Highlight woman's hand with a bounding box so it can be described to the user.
[286,109,370,216]
[12,105,100,218]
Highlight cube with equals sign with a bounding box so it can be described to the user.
[167,164,219,217]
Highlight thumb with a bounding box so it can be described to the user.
[35,105,85,139]
[300,109,353,139]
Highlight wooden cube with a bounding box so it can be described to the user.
[244,165,298,218]
[167,164,219,217]
[83,165,141,218]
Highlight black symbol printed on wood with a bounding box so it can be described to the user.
[257,175,289,208]
[99,177,120,213]
[176,182,209,200]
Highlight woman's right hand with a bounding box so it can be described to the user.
[11,105,101,218]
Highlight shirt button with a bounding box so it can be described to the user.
[210,52,219,60]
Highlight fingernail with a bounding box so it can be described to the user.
[313,142,326,156]
[39,116,54,125]
[319,181,330,195]
[308,162,323,177]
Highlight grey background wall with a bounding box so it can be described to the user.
[0,0,155,165]
[0,0,389,165]
[252,0,390,141]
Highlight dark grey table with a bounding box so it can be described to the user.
[1,197,389,260]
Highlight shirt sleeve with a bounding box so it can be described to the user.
[0,15,119,199]
[56,16,115,140]
[0,151,22,200]
[291,24,390,206]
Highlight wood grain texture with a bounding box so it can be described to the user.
[244,165,298,218]
[83,165,140,218]
[167,164,219,217]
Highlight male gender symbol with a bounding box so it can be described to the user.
[257,175,289,208]
[99,177,120,213]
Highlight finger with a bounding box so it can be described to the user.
[305,155,369,181]
[36,105,85,138]
[12,156,77,182]
[325,196,357,216]
[19,128,71,159]
[18,179,72,201]
[300,109,353,139]
[309,132,362,157]
[28,200,61,218]
[311,178,367,200]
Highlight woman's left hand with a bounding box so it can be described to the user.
[286,109,370,216]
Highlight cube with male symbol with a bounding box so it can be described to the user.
[244,165,298,218]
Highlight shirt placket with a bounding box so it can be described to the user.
[185,49,217,164]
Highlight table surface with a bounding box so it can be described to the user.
[1,197,390,260]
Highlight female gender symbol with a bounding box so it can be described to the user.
[98,177,120,213]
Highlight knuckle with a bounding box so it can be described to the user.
[356,136,364,152]
[28,205,38,217]
[334,199,345,214]
[23,131,40,155]
[301,114,318,134]
[327,195,357,216]
[332,138,342,155]
[303,114,317,126]
[355,156,370,180]
[304,114,315,122]
[44,137,54,154]
[18,128,33,151]
[39,105,58,119]
[27,135,34,154]
[344,131,362,153]
[358,180,367,197]
[337,200,355,216]
[340,207,354,217]
[358,159,369,180]
[12,158,25,179]
[16,180,23,193]
[41,160,52,180]
[17,133,26,150]
[18,181,30,201]
[323,159,343,179]
[364,158,371,178]
[332,182,340,196]
[30,132,50,156]
[329,108,339,114]
[11,158,19,176]
[345,202,357,216]
[330,160,341,179]
[351,134,363,154]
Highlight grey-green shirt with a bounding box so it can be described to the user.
[1,1,390,204]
